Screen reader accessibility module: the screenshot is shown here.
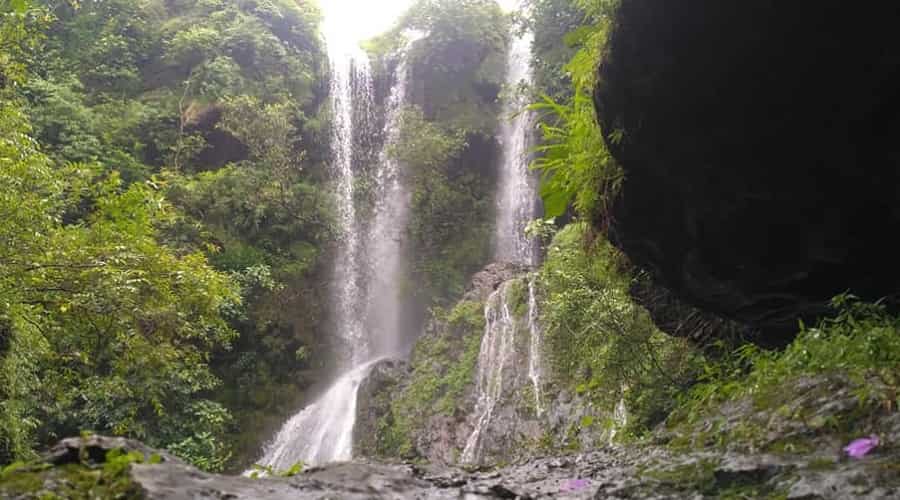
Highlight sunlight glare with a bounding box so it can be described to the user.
[318,0,416,48]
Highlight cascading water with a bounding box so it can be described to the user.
[526,277,544,416]
[494,0,545,416]
[329,38,375,369]
[250,14,416,471]
[365,49,417,359]
[253,359,383,468]
[461,281,520,464]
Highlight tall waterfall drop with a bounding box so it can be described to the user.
[251,10,414,471]
[365,50,415,359]
[493,13,539,267]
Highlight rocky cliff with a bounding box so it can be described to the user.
[595,0,900,346]
[353,263,608,466]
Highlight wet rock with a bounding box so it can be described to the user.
[43,434,183,466]
[353,358,408,457]
[415,414,470,465]
[463,262,529,302]
[595,0,900,346]
[4,436,899,499]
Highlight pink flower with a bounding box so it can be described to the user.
[843,435,880,458]
[561,478,590,492]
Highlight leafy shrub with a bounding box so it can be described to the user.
[529,0,621,222]
[676,295,900,425]
[539,223,702,435]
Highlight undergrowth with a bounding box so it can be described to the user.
[668,295,900,451]
[676,295,900,419]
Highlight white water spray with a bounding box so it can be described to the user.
[365,38,420,358]
[253,359,383,470]
[462,1,546,464]
[328,40,375,368]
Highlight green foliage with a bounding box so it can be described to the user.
[0,0,48,90]
[389,106,493,305]
[162,401,233,472]
[539,223,702,435]
[523,0,585,101]
[12,0,332,470]
[0,445,163,498]
[389,106,467,171]
[529,0,621,221]
[675,295,900,429]
[0,101,239,468]
[247,460,304,479]
[374,0,509,135]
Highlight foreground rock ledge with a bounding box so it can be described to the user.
[2,436,898,499]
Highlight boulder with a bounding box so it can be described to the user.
[595,0,900,345]
[462,262,529,303]
[353,358,408,457]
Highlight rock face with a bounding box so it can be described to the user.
[356,264,607,467]
[353,358,408,456]
[4,435,898,499]
[462,261,530,302]
[595,0,900,345]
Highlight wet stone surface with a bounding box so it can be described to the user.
[4,436,898,499]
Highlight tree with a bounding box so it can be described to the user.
[0,102,240,468]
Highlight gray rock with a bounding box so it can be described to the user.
[6,437,899,499]
[353,358,408,457]
[463,262,529,303]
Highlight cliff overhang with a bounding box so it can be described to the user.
[595,0,900,345]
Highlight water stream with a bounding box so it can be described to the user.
[527,277,544,416]
[252,359,384,468]
[364,48,416,359]
[460,281,520,464]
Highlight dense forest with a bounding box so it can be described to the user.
[1,0,898,498]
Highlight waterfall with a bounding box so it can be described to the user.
[253,359,383,469]
[493,4,545,415]
[250,18,416,471]
[365,47,417,359]
[493,15,538,267]
[329,43,375,368]
[461,281,519,464]
[526,277,544,416]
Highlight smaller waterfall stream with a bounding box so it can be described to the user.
[461,281,519,464]
[493,27,538,266]
[365,42,418,358]
[461,0,545,464]
[526,277,544,416]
